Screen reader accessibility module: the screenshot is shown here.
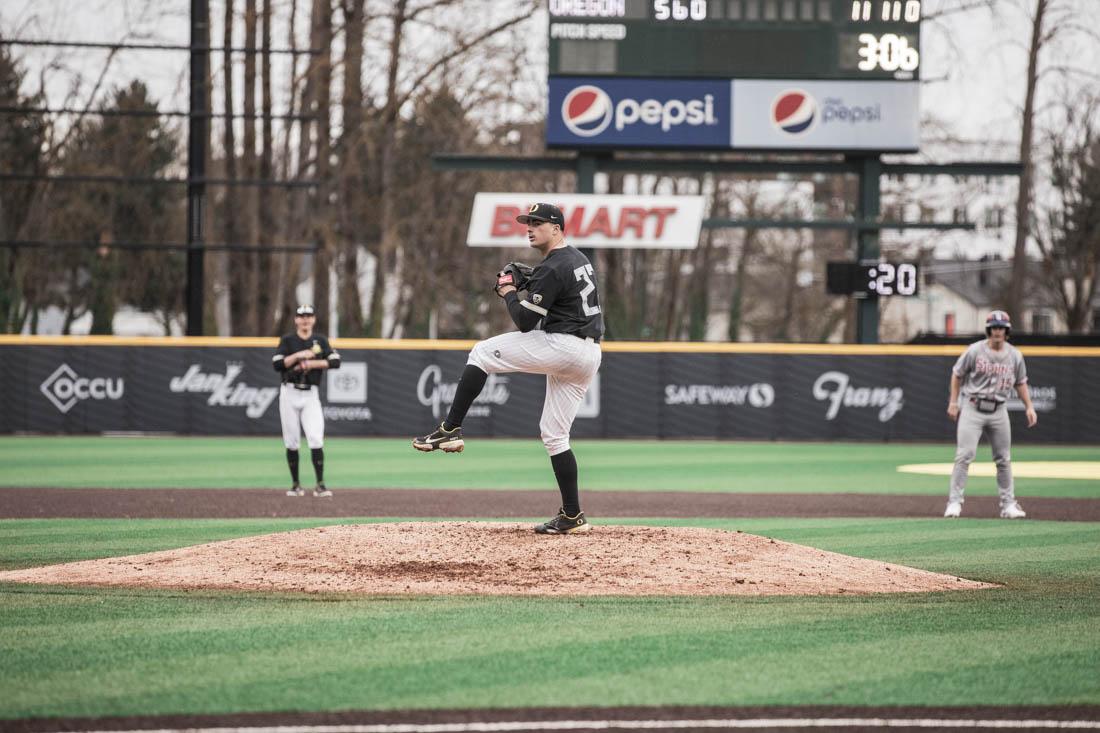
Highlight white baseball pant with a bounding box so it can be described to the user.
[279,384,325,450]
[949,399,1016,506]
[466,330,602,456]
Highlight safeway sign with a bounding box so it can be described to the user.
[466,193,704,249]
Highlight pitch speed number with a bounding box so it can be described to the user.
[866,263,918,296]
[654,0,707,21]
[857,33,919,72]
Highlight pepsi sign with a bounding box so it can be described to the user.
[548,77,731,149]
[771,90,817,135]
[732,80,919,151]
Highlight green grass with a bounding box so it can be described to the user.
[1,437,1098,718]
[2,436,1099,497]
[1,517,1099,717]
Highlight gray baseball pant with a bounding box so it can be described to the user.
[949,400,1016,506]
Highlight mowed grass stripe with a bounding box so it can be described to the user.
[1,586,1098,715]
[1,437,1099,497]
[0,518,1098,715]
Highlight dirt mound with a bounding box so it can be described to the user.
[0,522,996,596]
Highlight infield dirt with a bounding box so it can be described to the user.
[0,522,995,595]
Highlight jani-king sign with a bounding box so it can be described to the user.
[548,77,919,151]
[548,77,730,148]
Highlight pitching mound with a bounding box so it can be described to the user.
[0,522,995,596]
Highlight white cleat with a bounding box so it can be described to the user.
[944,501,962,518]
[1000,502,1027,519]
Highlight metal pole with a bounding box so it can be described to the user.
[855,155,881,344]
[186,0,209,335]
[574,154,599,263]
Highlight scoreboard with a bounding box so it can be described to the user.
[548,0,922,80]
[545,0,922,151]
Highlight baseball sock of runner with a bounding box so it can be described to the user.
[286,449,300,484]
[443,364,488,430]
[551,450,581,517]
[311,448,324,483]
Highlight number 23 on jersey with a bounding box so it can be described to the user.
[574,264,601,317]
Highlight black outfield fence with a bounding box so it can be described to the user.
[4,337,1098,443]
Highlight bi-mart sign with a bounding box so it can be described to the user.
[466,193,705,249]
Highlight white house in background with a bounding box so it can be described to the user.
[880,257,1099,341]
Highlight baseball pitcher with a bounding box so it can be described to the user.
[944,310,1037,519]
[273,304,341,497]
[413,203,603,534]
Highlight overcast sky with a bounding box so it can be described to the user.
[4,0,1099,152]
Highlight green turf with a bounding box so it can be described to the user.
[1,436,1098,497]
[1,517,1098,717]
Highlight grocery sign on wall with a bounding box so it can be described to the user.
[466,193,705,249]
[547,77,919,152]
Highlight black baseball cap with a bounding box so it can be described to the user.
[516,203,565,229]
[295,305,315,316]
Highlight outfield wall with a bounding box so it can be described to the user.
[3,336,1098,442]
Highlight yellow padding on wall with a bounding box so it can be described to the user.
[0,335,1097,357]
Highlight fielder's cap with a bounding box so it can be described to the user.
[295,304,316,317]
[516,203,565,229]
[986,309,1011,329]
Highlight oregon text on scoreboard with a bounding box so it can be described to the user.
[546,0,922,151]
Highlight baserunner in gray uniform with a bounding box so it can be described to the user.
[944,310,1037,519]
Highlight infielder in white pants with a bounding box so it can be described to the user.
[413,203,603,535]
[944,310,1037,519]
[273,305,341,497]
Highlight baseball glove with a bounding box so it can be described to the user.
[494,261,534,297]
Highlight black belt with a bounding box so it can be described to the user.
[546,331,600,343]
[969,396,1002,412]
[285,383,314,391]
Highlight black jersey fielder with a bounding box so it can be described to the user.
[413,203,603,534]
[272,305,341,497]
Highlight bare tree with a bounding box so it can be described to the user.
[727,188,762,342]
[1033,96,1100,332]
[337,0,367,336]
[0,47,47,333]
[309,0,334,331]
[363,0,539,337]
[1007,0,1049,320]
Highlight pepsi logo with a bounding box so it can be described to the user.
[562,85,613,137]
[771,90,817,135]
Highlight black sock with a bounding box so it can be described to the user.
[311,447,324,483]
[444,364,488,430]
[551,450,580,516]
[286,449,300,484]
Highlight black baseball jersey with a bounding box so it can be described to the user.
[520,245,604,341]
[272,333,341,387]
